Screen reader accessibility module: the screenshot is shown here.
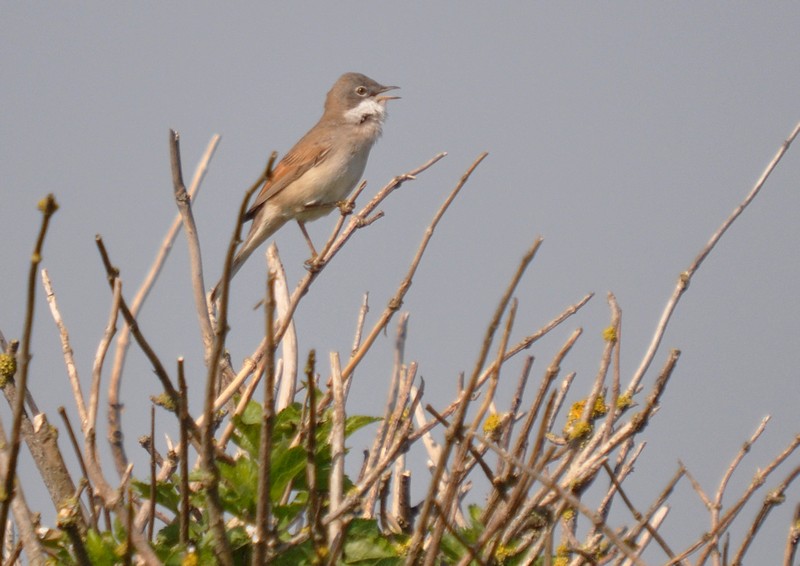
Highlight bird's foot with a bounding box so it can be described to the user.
[336,200,355,215]
[304,255,324,273]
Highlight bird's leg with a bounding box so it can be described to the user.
[297,221,319,260]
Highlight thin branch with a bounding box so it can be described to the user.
[733,462,800,564]
[177,359,190,548]
[628,121,800,395]
[41,269,87,426]
[783,503,800,566]
[169,129,214,355]
[342,154,486,387]
[108,133,219,400]
[410,236,541,566]
[327,352,346,556]
[0,194,58,556]
[253,272,277,565]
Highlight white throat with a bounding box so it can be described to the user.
[343,98,387,126]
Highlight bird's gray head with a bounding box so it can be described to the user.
[324,72,399,125]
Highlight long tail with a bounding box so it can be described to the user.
[209,211,288,302]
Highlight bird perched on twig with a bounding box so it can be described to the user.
[211,72,399,301]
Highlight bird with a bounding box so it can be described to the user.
[212,72,399,301]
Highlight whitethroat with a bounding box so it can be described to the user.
[212,72,399,301]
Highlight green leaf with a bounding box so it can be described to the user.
[345,415,381,437]
[270,445,307,499]
[84,529,120,566]
[342,519,404,564]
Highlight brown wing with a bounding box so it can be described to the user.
[244,129,333,222]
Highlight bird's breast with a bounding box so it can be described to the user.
[278,143,371,222]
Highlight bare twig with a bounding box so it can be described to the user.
[253,273,277,565]
[327,352,346,556]
[0,420,47,565]
[783,503,800,566]
[42,269,87,426]
[342,154,485,388]
[409,236,541,566]
[177,359,190,548]
[169,129,214,355]
[108,133,219,401]
[0,194,58,557]
[628,121,800,396]
[733,462,800,564]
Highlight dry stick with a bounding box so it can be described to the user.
[578,297,620,461]
[267,245,297,412]
[177,359,190,548]
[404,291,591,455]
[732,462,800,565]
[327,352,346,557]
[84,410,161,562]
[95,237,203,473]
[596,442,639,524]
[198,157,275,566]
[0,420,47,566]
[709,417,770,550]
[318,384,424,530]
[147,405,156,541]
[85,308,162,566]
[492,404,559,553]
[57,407,99,529]
[382,362,419,495]
[488,294,593,379]
[410,379,444,473]
[409,237,541,566]
[123,488,134,566]
[625,465,687,565]
[0,194,58,557]
[681,463,714,515]
[342,154,487,393]
[545,371,576,440]
[691,432,800,566]
[108,134,219,406]
[90,277,122,441]
[469,298,518,445]
[169,130,214,356]
[303,352,326,560]
[360,312,410,514]
[622,506,671,566]
[506,329,583,487]
[557,349,680,500]
[253,273,277,566]
[324,155,486,507]
[42,269,87,426]
[389,411,413,533]
[783,503,800,566]
[501,355,535,457]
[350,293,370,362]
[600,457,680,562]
[627,120,800,397]
[202,153,446,424]
[601,292,623,446]
[444,297,522,537]
[474,431,646,566]
[480,356,536,525]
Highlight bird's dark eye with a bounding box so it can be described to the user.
[355,86,368,96]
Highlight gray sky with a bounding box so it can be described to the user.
[2,4,799,562]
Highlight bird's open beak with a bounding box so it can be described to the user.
[377,85,400,102]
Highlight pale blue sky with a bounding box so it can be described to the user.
[2,5,799,562]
